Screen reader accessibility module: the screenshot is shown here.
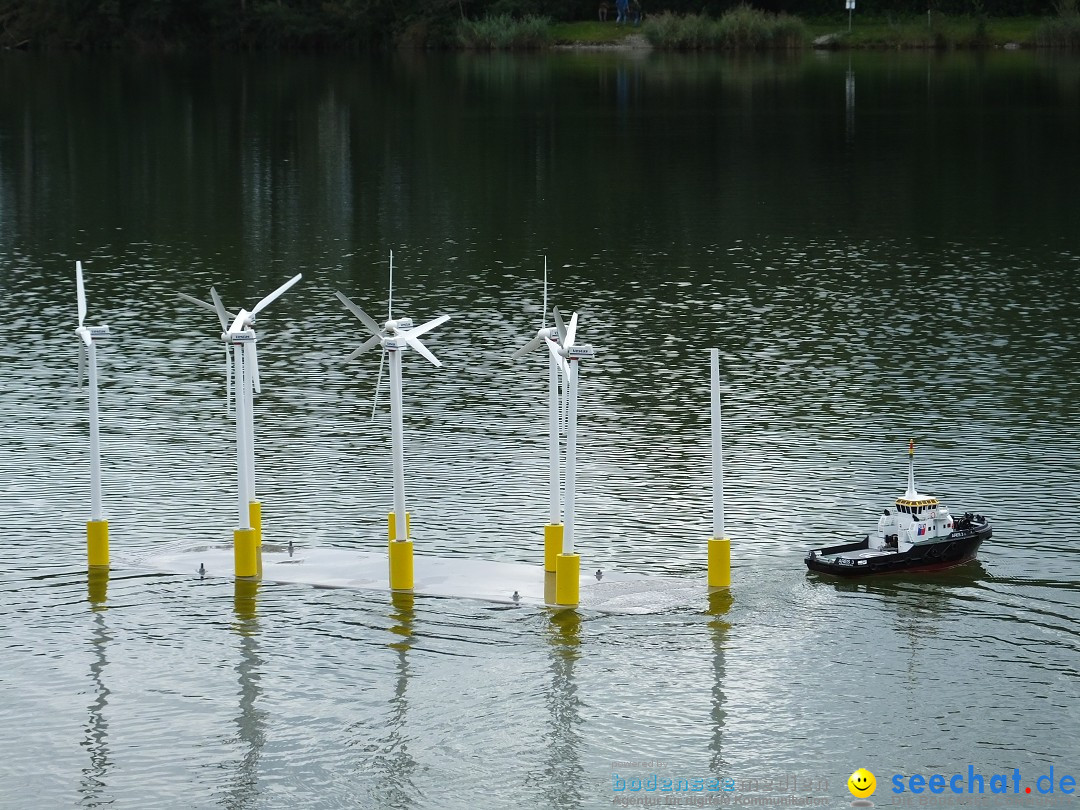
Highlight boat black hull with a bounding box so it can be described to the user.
[805,523,991,577]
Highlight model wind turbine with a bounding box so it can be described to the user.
[550,307,595,606]
[75,261,111,568]
[511,258,573,573]
[707,348,731,589]
[180,273,302,577]
[335,251,449,592]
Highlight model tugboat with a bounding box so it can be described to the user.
[805,440,991,577]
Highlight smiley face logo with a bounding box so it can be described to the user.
[847,768,877,798]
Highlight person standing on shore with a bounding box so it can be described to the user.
[616,0,629,24]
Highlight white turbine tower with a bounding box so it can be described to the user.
[511,257,571,573]
[335,253,449,592]
[180,273,302,577]
[75,261,111,568]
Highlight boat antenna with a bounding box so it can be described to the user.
[906,438,917,497]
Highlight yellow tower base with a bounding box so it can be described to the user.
[87,520,109,568]
[555,552,580,607]
[543,523,564,572]
[708,537,731,588]
[388,511,411,541]
[389,540,414,591]
[249,501,262,546]
[234,527,258,578]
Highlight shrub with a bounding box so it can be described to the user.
[1037,0,1080,47]
[1036,15,1080,46]
[642,5,807,50]
[457,14,552,49]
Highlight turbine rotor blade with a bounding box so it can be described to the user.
[75,261,87,328]
[228,309,250,334]
[251,273,302,316]
[542,256,548,329]
[247,342,261,394]
[547,338,570,378]
[387,249,394,321]
[177,291,218,315]
[559,361,568,434]
[224,346,232,416]
[512,333,544,360]
[210,287,235,332]
[334,291,383,337]
[371,347,386,419]
[564,312,578,349]
[404,334,442,367]
[406,313,449,340]
[344,334,383,362]
[552,307,567,343]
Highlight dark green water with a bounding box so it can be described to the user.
[0,49,1078,809]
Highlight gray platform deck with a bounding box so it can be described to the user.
[146,545,713,614]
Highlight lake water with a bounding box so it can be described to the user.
[1,48,1078,809]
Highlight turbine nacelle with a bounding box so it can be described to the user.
[75,325,111,346]
[222,330,256,344]
[565,344,596,361]
[385,317,414,333]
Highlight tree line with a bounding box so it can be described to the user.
[0,0,1064,50]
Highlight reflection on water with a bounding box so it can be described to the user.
[707,589,732,775]
[228,579,265,809]
[377,592,418,810]
[845,60,855,143]
[81,568,111,808]
[543,610,584,809]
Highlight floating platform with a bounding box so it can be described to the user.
[146,545,709,615]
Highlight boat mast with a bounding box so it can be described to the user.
[906,438,917,497]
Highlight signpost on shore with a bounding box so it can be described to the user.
[846,0,855,33]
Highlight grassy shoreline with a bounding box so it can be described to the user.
[2,5,1074,51]
[552,13,1074,50]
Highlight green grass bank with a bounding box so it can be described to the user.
[549,6,1080,50]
